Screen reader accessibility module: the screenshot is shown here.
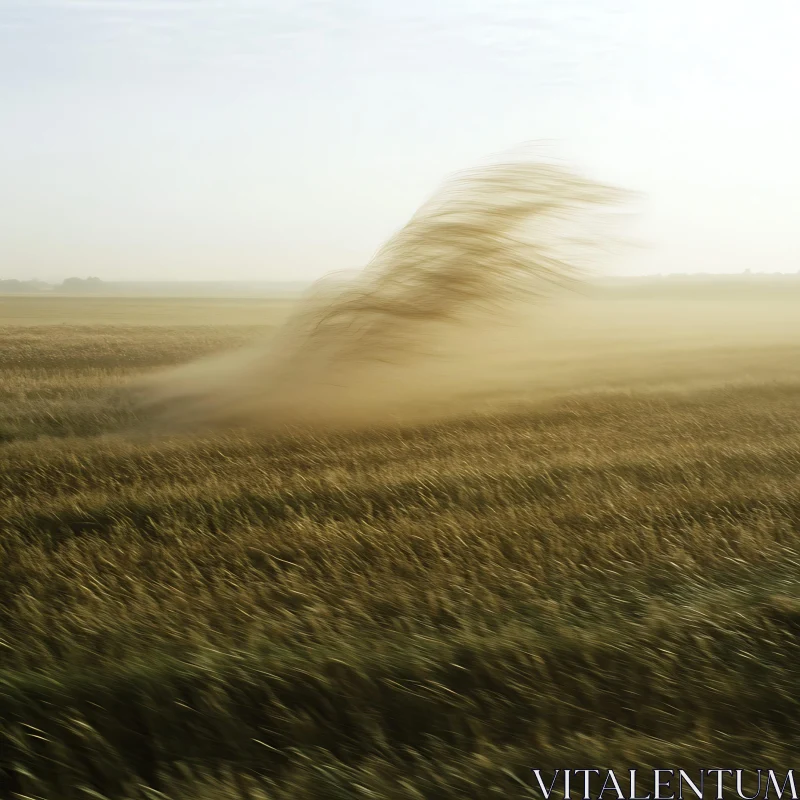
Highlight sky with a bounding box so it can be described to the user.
[2,0,800,282]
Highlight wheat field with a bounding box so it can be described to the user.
[3,292,800,798]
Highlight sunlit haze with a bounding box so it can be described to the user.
[3,0,800,282]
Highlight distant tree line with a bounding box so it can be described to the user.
[0,277,105,293]
[58,277,104,292]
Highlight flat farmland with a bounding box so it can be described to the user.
[3,293,800,799]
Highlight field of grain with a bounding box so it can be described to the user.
[3,293,800,799]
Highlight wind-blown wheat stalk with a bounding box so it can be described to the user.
[139,155,625,429]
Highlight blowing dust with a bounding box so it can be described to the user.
[138,155,628,431]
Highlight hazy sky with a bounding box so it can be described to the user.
[2,0,800,281]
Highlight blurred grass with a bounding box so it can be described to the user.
[3,296,800,798]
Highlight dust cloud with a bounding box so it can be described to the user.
[137,153,630,431]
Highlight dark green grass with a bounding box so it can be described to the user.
[3,313,800,798]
